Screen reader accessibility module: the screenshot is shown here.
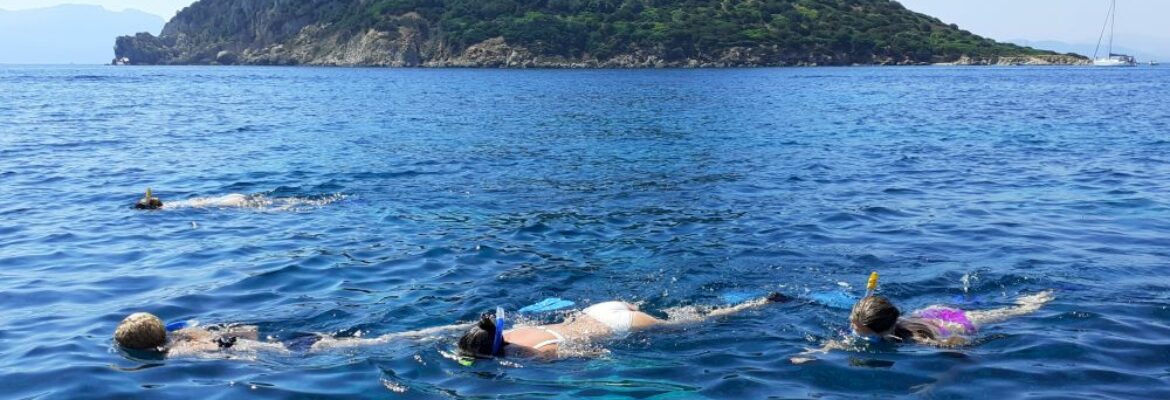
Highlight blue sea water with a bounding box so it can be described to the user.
[1,65,1169,399]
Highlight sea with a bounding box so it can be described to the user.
[1,65,1168,399]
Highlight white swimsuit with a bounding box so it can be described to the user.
[583,301,633,337]
[531,326,567,350]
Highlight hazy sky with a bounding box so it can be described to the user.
[898,0,1168,43]
[1,0,1166,44]
[0,0,194,18]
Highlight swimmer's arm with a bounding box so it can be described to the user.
[659,292,786,327]
[311,323,475,351]
[914,335,969,348]
[790,339,851,365]
[966,290,1054,327]
[704,297,774,318]
[673,293,789,323]
[374,322,476,340]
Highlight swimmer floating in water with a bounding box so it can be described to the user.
[131,189,344,211]
[793,272,1054,363]
[313,294,791,363]
[849,289,1055,347]
[134,188,163,209]
[114,312,287,358]
[849,272,1054,347]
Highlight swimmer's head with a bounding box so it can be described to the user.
[135,188,163,210]
[114,312,167,350]
[850,296,900,336]
[457,313,507,359]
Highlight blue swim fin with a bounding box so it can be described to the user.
[519,298,575,314]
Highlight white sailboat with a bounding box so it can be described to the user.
[1093,0,1137,67]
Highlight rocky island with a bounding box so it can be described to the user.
[114,0,1087,67]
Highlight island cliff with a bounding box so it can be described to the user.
[113,0,1087,67]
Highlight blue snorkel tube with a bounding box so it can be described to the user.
[491,306,507,357]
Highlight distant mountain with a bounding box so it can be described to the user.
[114,0,1085,67]
[0,5,164,64]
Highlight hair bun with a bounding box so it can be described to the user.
[477,314,495,331]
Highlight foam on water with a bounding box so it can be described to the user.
[163,193,347,211]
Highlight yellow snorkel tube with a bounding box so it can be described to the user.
[865,271,879,297]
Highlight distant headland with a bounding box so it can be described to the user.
[113,0,1088,67]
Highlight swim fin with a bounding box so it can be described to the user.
[519,298,575,313]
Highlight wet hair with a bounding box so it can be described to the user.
[894,320,938,343]
[850,296,901,334]
[851,296,938,343]
[114,312,167,350]
[457,313,506,358]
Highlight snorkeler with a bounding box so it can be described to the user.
[131,189,341,210]
[850,272,1054,347]
[134,188,163,209]
[130,188,252,210]
[114,312,288,358]
[796,272,1054,361]
[849,289,1055,347]
[311,294,791,362]
[461,294,791,361]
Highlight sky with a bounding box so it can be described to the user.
[0,0,1167,58]
[897,0,1168,44]
[0,0,194,18]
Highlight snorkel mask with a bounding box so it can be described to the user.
[458,307,509,367]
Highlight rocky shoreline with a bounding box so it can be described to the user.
[935,54,1090,66]
[115,31,1089,68]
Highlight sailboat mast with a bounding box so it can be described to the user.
[1109,0,1116,55]
[1093,0,1113,59]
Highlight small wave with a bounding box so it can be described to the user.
[882,187,924,195]
[65,75,111,82]
[859,206,912,217]
[164,193,347,211]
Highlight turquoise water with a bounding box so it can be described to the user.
[1,65,1169,399]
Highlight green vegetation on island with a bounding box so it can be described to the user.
[115,0,1086,67]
